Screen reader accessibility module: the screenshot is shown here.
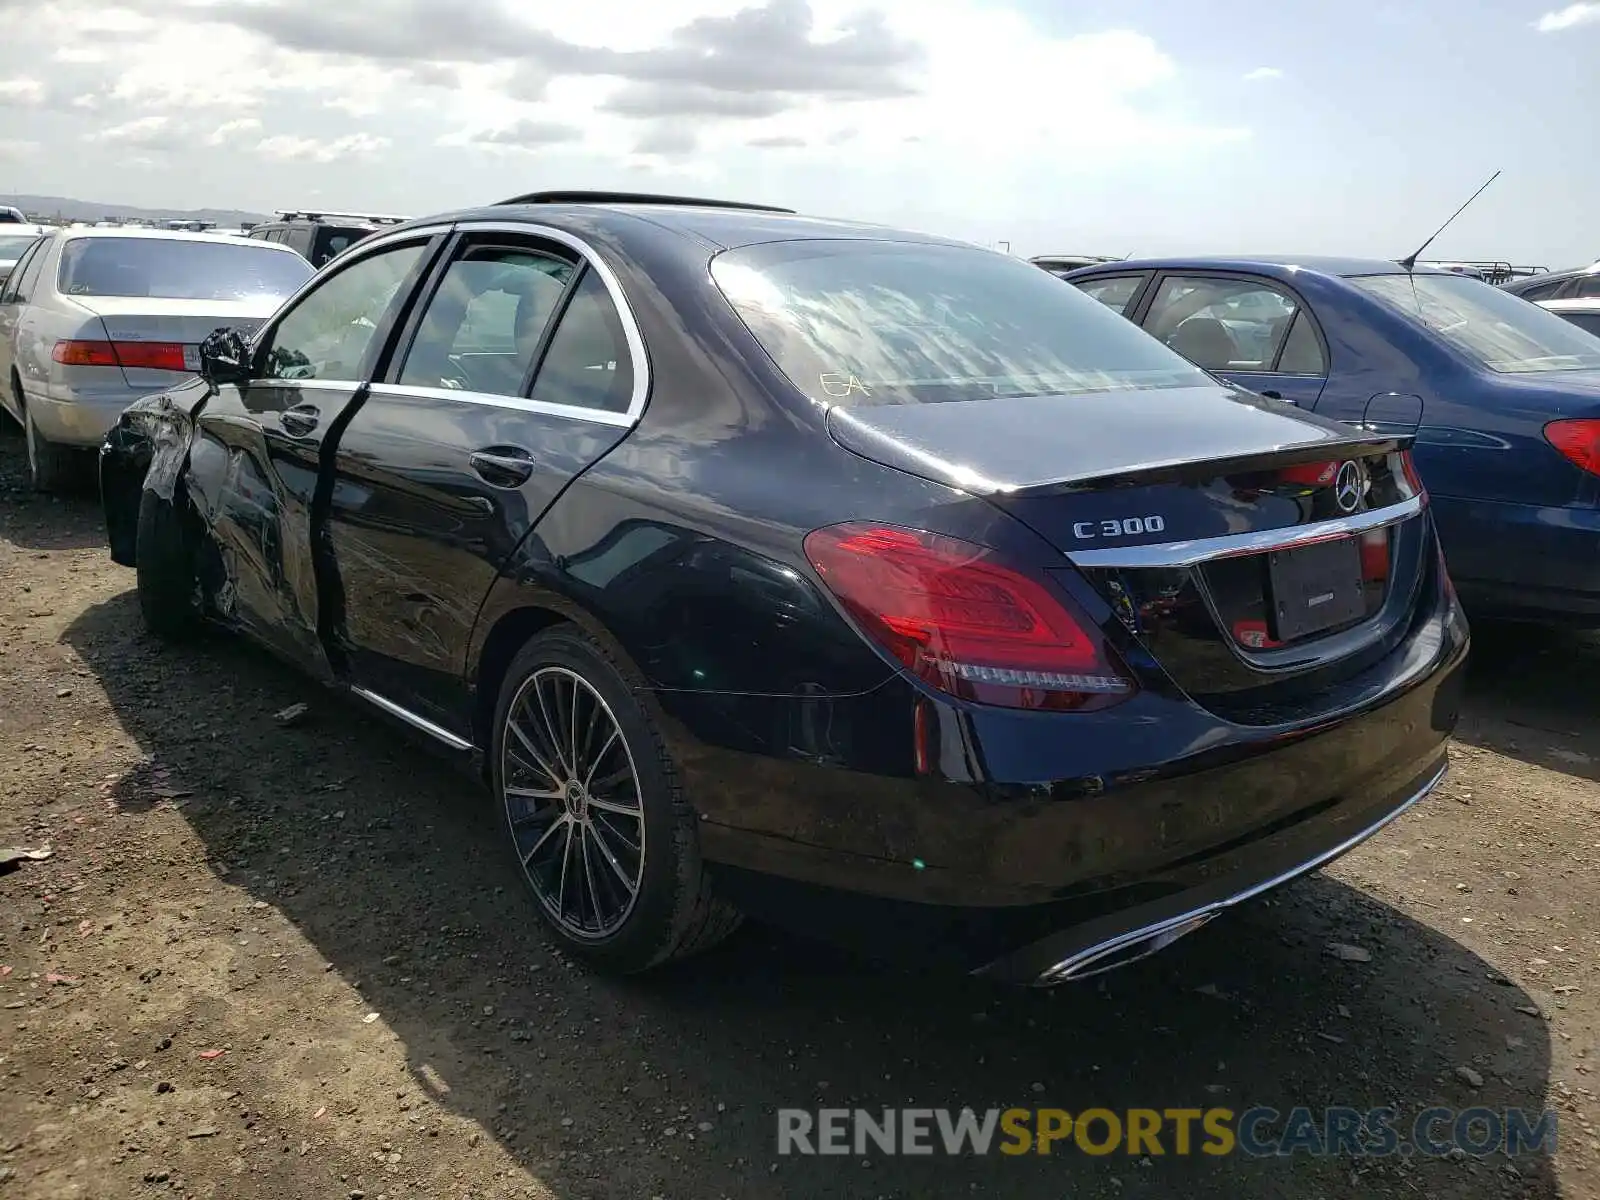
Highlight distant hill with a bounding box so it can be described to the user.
[0,194,269,226]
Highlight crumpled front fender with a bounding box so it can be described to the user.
[100,389,202,566]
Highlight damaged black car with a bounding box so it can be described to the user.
[99,192,1468,985]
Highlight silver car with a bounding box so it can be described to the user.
[0,227,312,489]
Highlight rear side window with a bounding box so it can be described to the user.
[57,237,312,300]
[398,245,574,393]
[711,241,1206,407]
[1142,276,1310,373]
[1072,274,1145,315]
[1573,275,1600,300]
[527,271,635,413]
[2,240,44,303]
[8,240,50,304]
[312,227,369,267]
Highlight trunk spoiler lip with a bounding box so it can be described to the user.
[996,432,1415,498]
[1066,492,1427,571]
[826,404,1412,498]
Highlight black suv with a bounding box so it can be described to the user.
[245,210,408,269]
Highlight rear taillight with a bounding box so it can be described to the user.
[52,339,189,371]
[1277,461,1338,487]
[803,523,1136,711]
[1544,419,1600,476]
[1359,528,1390,582]
[1399,449,1428,500]
[52,339,119,367]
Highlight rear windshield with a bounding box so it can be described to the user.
[1352,272,1600,373]
[711,240,1209,406]
[0,234,39,256]
[57,236,313,301]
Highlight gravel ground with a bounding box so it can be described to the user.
[0,423,1596,1199]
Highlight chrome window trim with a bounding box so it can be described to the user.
[366,382,632,427]
[1067,493,1425,569]
[450,220,650,424]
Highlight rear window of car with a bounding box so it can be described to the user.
[1352,271,1600,374]
[0,234,39,256]
[711,240,1209,406]
[56,236,313,301]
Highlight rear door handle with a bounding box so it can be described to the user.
[469,446,535,488]
[281,403,320,437]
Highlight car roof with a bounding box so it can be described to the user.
[54,226,304,254]
[1067,254,1432,280]
[387,199,974,253]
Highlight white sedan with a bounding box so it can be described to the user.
[0,227,313,489]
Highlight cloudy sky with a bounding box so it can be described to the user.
[1,0,1597,266]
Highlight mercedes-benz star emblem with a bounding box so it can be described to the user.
[1333,461,1363,513]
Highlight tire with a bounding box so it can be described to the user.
[491,626,742,974]
[21,393,74,493]
[135,487,201,640]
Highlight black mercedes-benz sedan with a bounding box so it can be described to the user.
[98,192,1468,986]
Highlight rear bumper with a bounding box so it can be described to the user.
[984,753,1446,984]
[28,386,142,447]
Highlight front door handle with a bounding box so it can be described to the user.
[281,403,320,438]
[469,446,535,488]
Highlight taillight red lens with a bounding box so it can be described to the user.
[1545,419,1600,476]
[52,339,120,367]
[114,341,188,371]
[803,523,1136,711]
[1359,529,1390,581]
[1399,449,1428,500]
[1278,461,1338,487]
[51,339,190,371]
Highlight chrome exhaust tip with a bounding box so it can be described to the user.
[1033,911,1218,987]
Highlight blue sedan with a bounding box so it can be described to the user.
[1063,256,1600,623]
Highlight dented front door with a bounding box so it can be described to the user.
[184,234,440,676]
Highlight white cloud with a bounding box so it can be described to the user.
[1,0,1247,221]
[1242,66,1284,82]
[0,139,40,159]
[208,118,265,146]
[0,78,46,106]
[1535,2,1600,31]
[84,116,172,146]
[256,133,391,163]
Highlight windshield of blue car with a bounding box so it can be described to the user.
[711,240,1210,406]
[57,236,314,301]
[1352,272,1600,374]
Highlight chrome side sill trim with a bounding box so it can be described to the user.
[1032,760,1447,986]
[351,686,474,751]
[1067,494,1425,569]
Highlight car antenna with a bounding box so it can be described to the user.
[1397,169,1501,272]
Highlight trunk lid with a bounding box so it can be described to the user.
[828,387,1431,722]
[64,296,276,390]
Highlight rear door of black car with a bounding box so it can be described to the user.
[185,229,445,674]
[321,222,643,737]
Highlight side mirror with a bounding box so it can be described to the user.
[198,327,250,387]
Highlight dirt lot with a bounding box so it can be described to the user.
[0,425,1597,1200]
